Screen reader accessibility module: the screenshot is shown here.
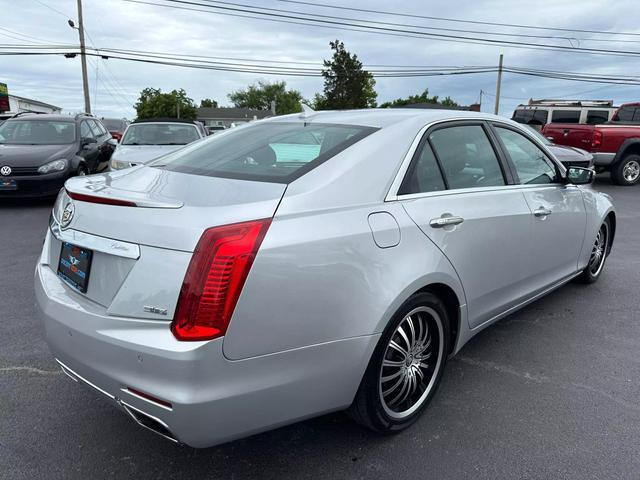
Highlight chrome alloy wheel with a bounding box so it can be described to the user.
[623,160,640,183]
[379,306,444,419]
[589,222,609,276]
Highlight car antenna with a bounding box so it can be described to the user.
[299,103,315,120]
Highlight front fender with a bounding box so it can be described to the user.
[578,188,616,269]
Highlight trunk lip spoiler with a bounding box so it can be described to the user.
[65,188,184,209]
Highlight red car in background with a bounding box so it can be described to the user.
[542,103,640,185]
[100,118,129,142]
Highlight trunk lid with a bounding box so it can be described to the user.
[63,166,287,252]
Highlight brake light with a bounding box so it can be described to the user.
[171,219,271,341]
[592,130,603,149]
[66,190,137,207]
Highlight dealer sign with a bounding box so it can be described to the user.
[0,83,9,112]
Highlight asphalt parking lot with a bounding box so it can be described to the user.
[1,175,639,480]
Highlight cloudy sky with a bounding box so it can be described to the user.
[3,0,640,119]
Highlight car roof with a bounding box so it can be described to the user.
[267,108,505,128]
[8,113,84,122]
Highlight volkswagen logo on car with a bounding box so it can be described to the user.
[60,201,75,230]
[0,165,11,176]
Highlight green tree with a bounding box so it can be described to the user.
[134,88,197,120]
[228,81,303,115]
[314,40,377,110]
[199,98,218,108]
[379,88,459,108]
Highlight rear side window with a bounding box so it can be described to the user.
[586,110,609,125]
[512,109,548,125]
[398,142,446,195]
[80,121,93,139]
[156,122,377,183]
[551,110,580,123]
[429,125,505,190]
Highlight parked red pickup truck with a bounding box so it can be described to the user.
[542,102,640,185]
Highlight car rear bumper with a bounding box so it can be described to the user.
[0,172,68,198]
[35,262,378,448]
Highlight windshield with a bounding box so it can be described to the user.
[121,123,200,145]
[0,120,76,145]
[102,119,126,131]
[153,122,377,183]
[522,124,553,145]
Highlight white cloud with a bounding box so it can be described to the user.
[3,0,640,118]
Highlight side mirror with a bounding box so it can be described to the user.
[81,137,97,148]
[566,166,595,185]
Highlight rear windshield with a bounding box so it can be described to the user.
[153,122,378,183]
[102,119,126,131]
[122,123,200,145]
[0,120,76,145]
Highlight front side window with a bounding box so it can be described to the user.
[0,120,76,145]
[155,122,377,183]
[551,110,580,123]
[121,123,200,146]
[495,127,559,185]
[399,142,446,195]
[429,125,505,190]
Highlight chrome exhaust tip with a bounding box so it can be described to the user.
[120,401,179,444]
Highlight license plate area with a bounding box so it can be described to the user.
[0,178,17,190]
[57,242,93,293]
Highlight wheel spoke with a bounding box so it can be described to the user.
[397,326,411,351]
[383,358,405,368]
[381,368,403,383]
[383,374,405,397]
[388,375,409,405]
[407,316,417,348]
[389,340,408,357]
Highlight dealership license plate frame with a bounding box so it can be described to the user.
[57,242,93,293]
[0,178,17,190]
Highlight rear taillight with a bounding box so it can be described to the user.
[171,219,271,341]
[592,130,603,149]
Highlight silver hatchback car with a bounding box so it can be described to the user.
[36,109,615,447]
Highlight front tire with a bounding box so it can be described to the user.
[578,218,610,284]
[349,292,450,433]
[611,154,640,186]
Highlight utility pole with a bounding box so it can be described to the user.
[177,101,181,119]
[493,54,503,115]
[76,0,91,114]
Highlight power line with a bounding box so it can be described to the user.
[31,0,72,19]
[274,0,640,38]
[124,0,640,58]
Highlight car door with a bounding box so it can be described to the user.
[79,120,100,172]
[491,123,586,291]
[90,119,115,169]
[398,122,533,328]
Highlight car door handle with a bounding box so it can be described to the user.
[533,207,552,217]
[429,215,464,228]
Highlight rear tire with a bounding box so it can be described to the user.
[611,154,640,186]
[578,218,610,284]
[349,292,450,433]
[76,164,88,176]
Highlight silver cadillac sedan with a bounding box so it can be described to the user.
[35,109,615,447]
